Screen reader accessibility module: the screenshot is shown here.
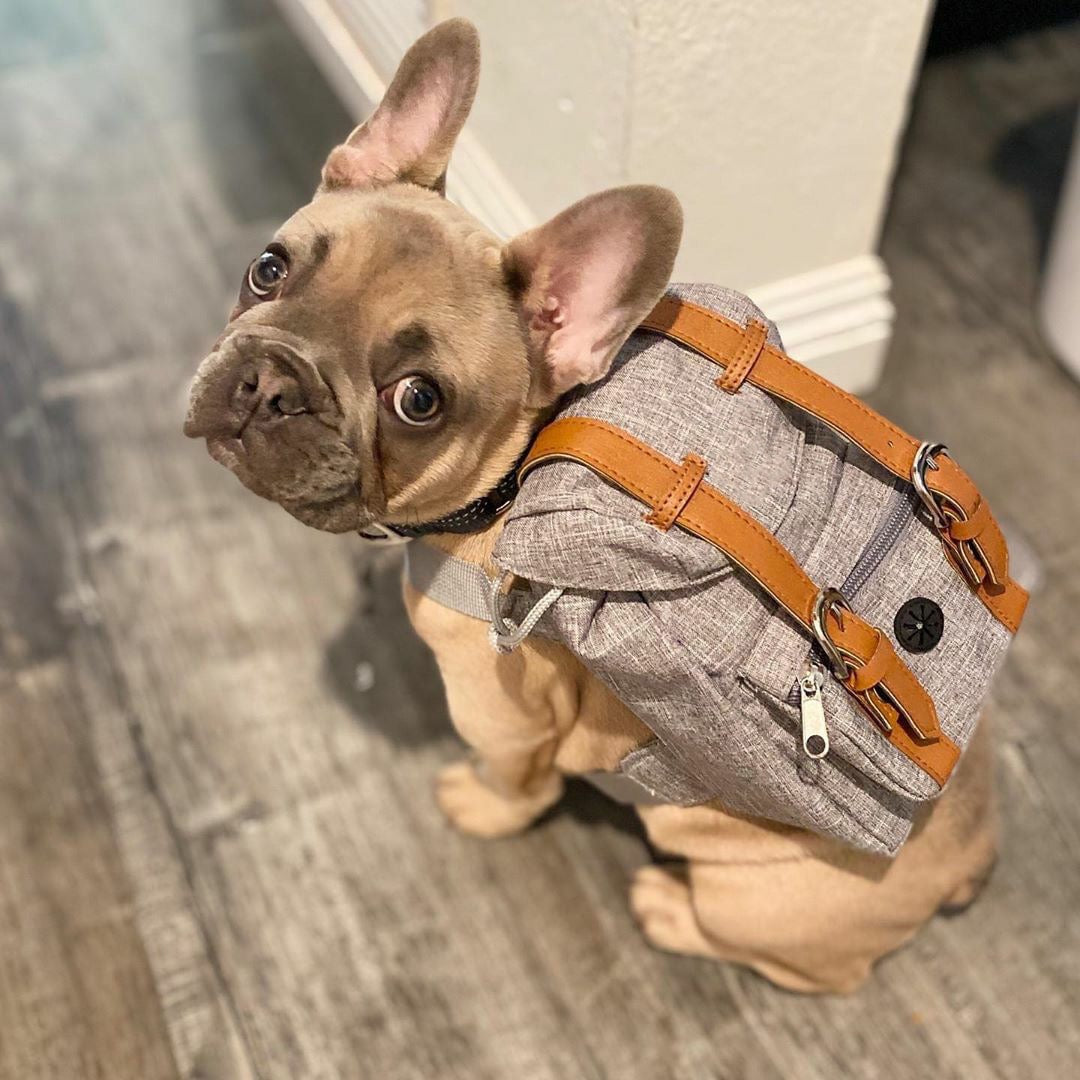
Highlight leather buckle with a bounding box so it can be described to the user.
[811,587,931,741]
[911,442,997,590]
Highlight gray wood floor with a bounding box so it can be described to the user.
[2,3,1079,1077]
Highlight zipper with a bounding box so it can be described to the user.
[839,479,916,597]
[798,660,829,758]
[784,478,917,709]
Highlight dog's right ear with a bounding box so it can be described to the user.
[319,18,480,195]
[503,186,683,407]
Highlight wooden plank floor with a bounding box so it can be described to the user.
[1,3,1078,1077]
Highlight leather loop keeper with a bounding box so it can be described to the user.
[847,630,893,694]
[645,454,708,531]
[948,497,990,543]
[716,319,768,393]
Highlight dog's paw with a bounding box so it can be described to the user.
[630,865,715,959]
[435,761,563,839]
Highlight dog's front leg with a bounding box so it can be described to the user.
[404,582,568,838]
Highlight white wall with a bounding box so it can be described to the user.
[281,0,934,389]
[433,0,636,220]
[433,0,932,389]
[633,0,932,289]
[437,0,931,286]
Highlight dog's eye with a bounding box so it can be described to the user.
[247,248,289,297]
[391,375,442,425]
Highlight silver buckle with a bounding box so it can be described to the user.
[911,441,996,588]
[357,522,412,545]
[911,441,949,531]
[811,586,854,681]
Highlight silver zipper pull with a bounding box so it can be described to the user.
[799,662,829,759]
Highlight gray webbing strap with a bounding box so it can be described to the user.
[404,542,563,651]
[404,541,495,622]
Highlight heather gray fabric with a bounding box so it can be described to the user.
[493,283,1016,856]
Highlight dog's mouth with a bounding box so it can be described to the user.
[207,435,246,469]
[202,432,280,507]
[200,425,372,533]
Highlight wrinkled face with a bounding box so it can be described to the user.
[183,17,682,535]
[184,186,535,532]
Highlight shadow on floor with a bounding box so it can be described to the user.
[555,778,651,844]
[322,549,652,842]
[992,101,1078,265]
[322,549,451,749]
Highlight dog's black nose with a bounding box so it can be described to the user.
[234,358,310,424]
[185,336,331,441]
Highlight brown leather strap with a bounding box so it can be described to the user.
[645,453,708,531]
[716,319,768,393]
[521,417,961,787]
[640,296,1028,634]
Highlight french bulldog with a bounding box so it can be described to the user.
[185,18,997,993]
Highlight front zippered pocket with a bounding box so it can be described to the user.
[798,660,829,758]
[784,478,916,711]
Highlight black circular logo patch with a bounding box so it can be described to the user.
[894,597,944,653]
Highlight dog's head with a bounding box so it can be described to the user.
[183,18,682,534]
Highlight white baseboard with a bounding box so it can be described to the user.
[275,0,892,395]
[750,255,894,394]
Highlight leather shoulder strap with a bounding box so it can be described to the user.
[521,417,960,787]
[640,296,1028,634]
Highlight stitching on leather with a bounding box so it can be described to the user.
[532,419,816,600]
[982,587,1020,634]
[646,302,921,467]
[885,730,953,786]
[645,454,706,530]
[890,722,955,784]
[685,487,818,604]
[718,320,767,393]
[651,298,917,448]
[537,419,864,628]
[530,417,956,784]
[649,458,697,528]
[937,534,1021,634]
[644,299,1025,633]
[717,323,759,391]
[540,420,913,659]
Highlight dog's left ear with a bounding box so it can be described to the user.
[504,186,683,406]
[320,18,480,194]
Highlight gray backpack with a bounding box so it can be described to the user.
[415,285,1029,855]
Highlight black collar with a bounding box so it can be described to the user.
[379,456,523,539]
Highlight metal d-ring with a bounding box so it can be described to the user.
[811,587,854,681]
[911,441,950,531]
